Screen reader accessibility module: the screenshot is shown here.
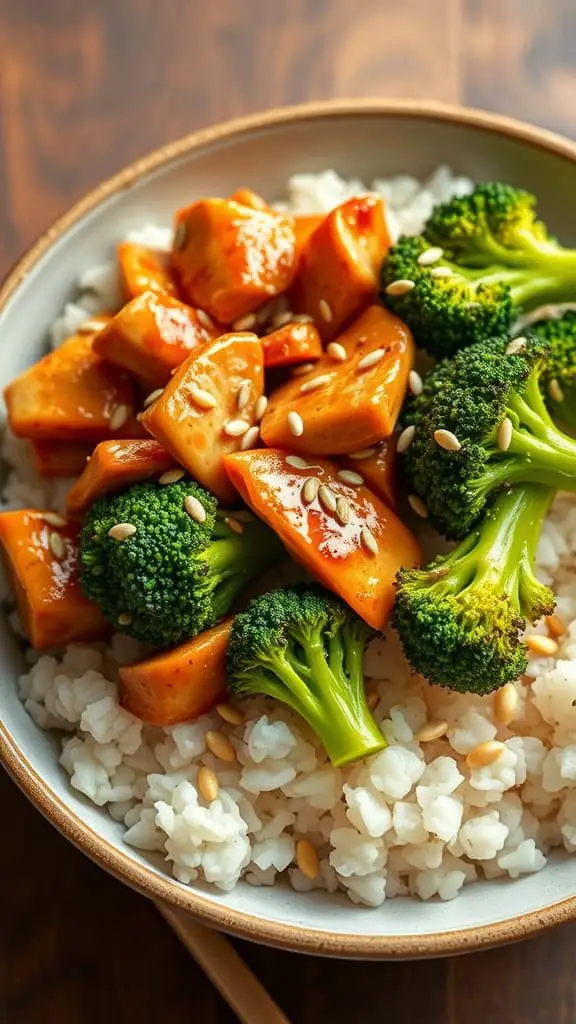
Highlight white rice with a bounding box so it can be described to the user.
[7,167,576,907]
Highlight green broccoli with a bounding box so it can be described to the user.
[530,311,576,434]
[80,477,284,647]
[226,586,385,767]
[392,484,555,694]
[401,331,576,539]
[381,183,576,357]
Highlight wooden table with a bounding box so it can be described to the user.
[1,1,576,1020]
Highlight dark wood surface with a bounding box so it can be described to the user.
[2,1,576,1021]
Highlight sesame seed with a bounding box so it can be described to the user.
[335,496,351,525]
[216,703,244,726]
[549,378,565,403]
[466,740,505,769]
[292,313,314,324]
[546,614,566,639]
[336,469,364,485]
[291,362,317,377]
[357,348,385,371]
[109,404,131,431]
[196,309,215,330]
[397,425,415,454]
[223,419,250,437]
[299,374,332,395]
[302,477,320,504]
[255,395,268,421]
[205,730,237,762]
[189,384,217,410]
[417,246,444,266]
[497,417,513,452]
[493,683,519,726]
[118,612,133,626]
[506,337,527,355]
[361,527,379,555]
[225,516,244,535]
[525,634,558,657]
[78,318,107,334]
[318,484,337,513]
[408,494,428,518]
[430,266,453,278]
[159,468,186,485]
[49,531,66,560]
[108,523,137,541]
[367,691,379,711]
[408,370,423,396]
[232,313,257,331]
[184,495,207,523]
[319,298,333,323]
[236,379,252,411]
[348,447,376,461]
[42,512,66,527]
[385,279,415,296]
[272,310,294,329]
[326,342,347,362]
[296,839,319,880]
[240,426,261,451]
[288,410,304,437]
[286,455,309,469]
[416,719,449,743]
[434,428,462,452]
[197,766,219,802]
[174,221,188,250]
[143,388,164,409]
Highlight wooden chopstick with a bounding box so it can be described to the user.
[155,902,292,1024]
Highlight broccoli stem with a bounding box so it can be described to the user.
[203,521,284,620]
[455,260,576,311]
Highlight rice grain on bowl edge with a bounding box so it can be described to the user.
[4,165,576,908]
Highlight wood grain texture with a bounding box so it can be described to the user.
[2,1,576,1021]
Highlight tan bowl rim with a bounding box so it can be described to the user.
[2,97,576,958]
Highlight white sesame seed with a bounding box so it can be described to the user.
[299,374,332,394]
[497,417,513,452]
[271,310,294,330]
[302,477,320,504]
[288,411,304,437]
[335,496,351,525]
[196,308,215,330]
[430,266,454,278]
[408,494,429,518]
[223,419,250,437]
[417,246,444,266]
[286,455,309,469]
[434,428,462,452]
[326,342,347,362]
[109,404,131,431]
[49,531,66,560]
[319,298,333,323]
[357,348,385,371]
[361,528,379,555]
[225,516,244,535]
[189,384,217,409]
[240,426,260,451]
[506,337,527,355]
[174,222,188,250]
[318,484,337,513]
[292,313,315,324]
[254,395,268,421]
[236,379,252,411]
[108,523,137,541]
[159,468,186,485]
[232,313,257,331]
[408,370,423,396]
[348,447,376,461]
[549,378,565,403]
[336,469,364,485]
[525,634,559,657]
[118,612,133,626]
[42,512,66,527]
[184,495,207,523]
[396,425,416,454]
[385,279,415,296]
[291,362,317,377]
[78,318,107,334]
[143,388,164,409]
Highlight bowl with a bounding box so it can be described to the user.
[2,99,576,959]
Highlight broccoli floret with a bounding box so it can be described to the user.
[80,478,284,647]
[227,586,385,767]
[393,485,555,694]
[381,183,576,356]
[402,331,576,538]
[530,311,576,434]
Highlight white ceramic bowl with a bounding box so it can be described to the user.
[2,100,576,958]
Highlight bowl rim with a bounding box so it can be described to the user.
[2,97,576,958]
